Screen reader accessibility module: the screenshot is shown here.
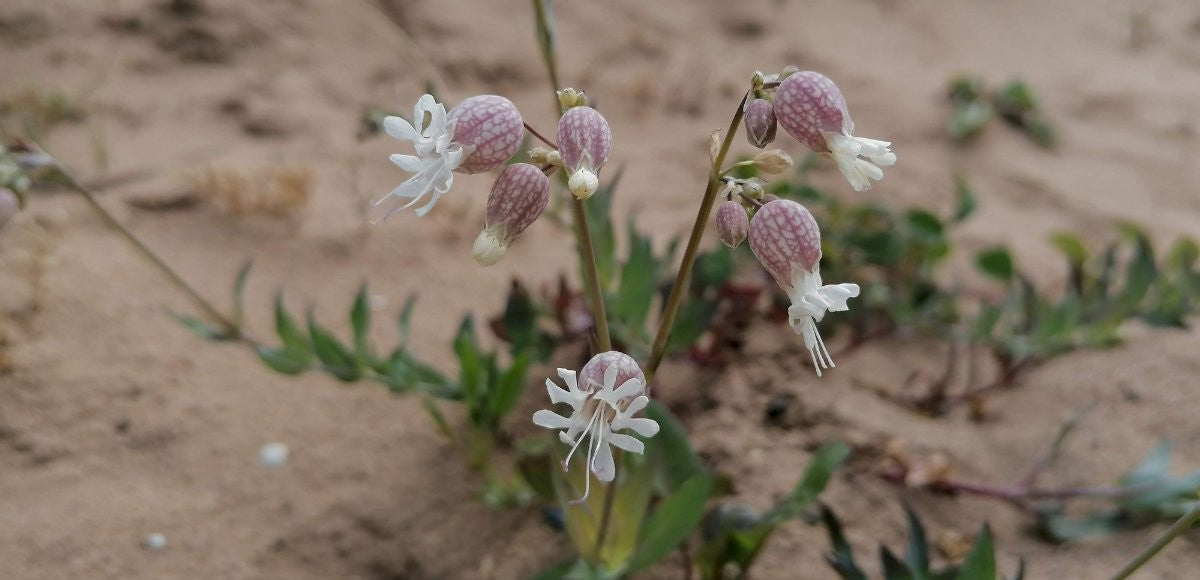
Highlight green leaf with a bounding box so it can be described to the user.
[954,524,995,580]
[612,225,658,335]
[953,177,977,223]
[232,260,253,327]
[1121,440,1172,487]
[906,209,944,239]
[420,395,454,440]
[881,546,915,580]
[948,101,992,141]
[765,441,851,524]
[490,351,532,424]
[396,294,417,348]
[821,505,867,580]
[274,292,310,354]
[1049,233,1088,295]
[308,312,360,381]
[626,472,714,574]
[255,345,310,375]
[691,248,735,295]
[904,504,931,579]
[1035,508,1128,543]
[665,299,717,352]
[1117,224,1156,310]
[975,247,1014,282]
[645,401,704,493]
[351,283,370,358]
[171,311,234,341]
[453,316,485,405]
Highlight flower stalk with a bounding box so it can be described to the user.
[55,164,238,335]
[645,91,749,381]
[1110,500,1200,580]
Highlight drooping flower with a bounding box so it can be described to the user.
[748,199,860,376]
[472,163,551,266]
[773,71,896,192]
[374,94,524,220]
[556,105,612,200]
[532,351,659,502]
[715,200,749,249]
[743,98,777,148]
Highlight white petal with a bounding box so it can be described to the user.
[610,378,644,401]
[623,395,649,416]
[618,417,660,438]
[602,362,619,392]
[383,116,421,143]
[818,283,860,312]
[557,369,581,393]
[591,439,616,482]
[413,94,438,131]
[607,433,645,454]
[545,378,577,407]
[389,153,426,173]
[533,409,573,430]
[559,431,575,445]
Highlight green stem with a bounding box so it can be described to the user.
[645,92,749,382]
[593,454,621,556]
[1110,501,1200,580]
[572,196,612,352]
[57,164,238,334]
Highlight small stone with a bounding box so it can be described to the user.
[144,533,167,550]
[259,442,289,469]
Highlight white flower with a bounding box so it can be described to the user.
[532,363,660,503]
[373,94,465,220]
[825,132,896,193]
[786,268,860,377]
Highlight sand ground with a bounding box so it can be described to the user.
[2,0,1200,578]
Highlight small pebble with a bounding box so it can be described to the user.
[259,442,289,469]
[144,533,167,550]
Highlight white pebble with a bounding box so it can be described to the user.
[259,442,290,469]
[144,533,167,550]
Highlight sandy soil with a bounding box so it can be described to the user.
[2,0,1200,578]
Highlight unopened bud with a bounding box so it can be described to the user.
[472,163,550,266]
[528,146,561,167]
[752,149,792,174]
[447,95,525,174]
[716,200,749,248]
[743,98,777,148]
[709,130,722,166]
[557,106,611,199]
[742,178,766,199]
[0,188,18,231]
[557,88,588,110]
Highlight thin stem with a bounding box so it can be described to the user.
[1110,501,1200,580]
[593,455,622,556]
[645,91,750,382]
[56,164,237,334]
[572,197,612,352]
[524,121,558,149]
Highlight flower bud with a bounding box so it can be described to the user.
[472,163,550,266]
[716,200,749,248]
[557,106,612,200]
[557,88,588,110]
[0,187,18,231]
[447,95,525,174]
[528,146,561,167]
[774,71,895,192]
[751,149,792,174]
[580,351,645,392]
[743,98,777,148]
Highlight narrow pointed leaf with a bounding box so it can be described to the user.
[904,503,931,578]
[954,524,995,580]
[232,260,253,327]
[626,472,715,574]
